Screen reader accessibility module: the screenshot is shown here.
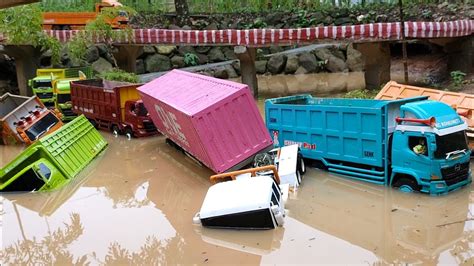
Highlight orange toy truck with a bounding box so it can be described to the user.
[0,93,63,145]
[42,1,129,30]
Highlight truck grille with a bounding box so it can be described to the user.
[61,108,75,117]
[441,162,470,186]
[36,92,54,99]
[143,121,157,132]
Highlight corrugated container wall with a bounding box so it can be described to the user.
[138,70,272,173]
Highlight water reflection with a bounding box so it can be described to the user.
[1,130,472,265]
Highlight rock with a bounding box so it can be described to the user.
[346,44,364,72]
[156,45,176,55]
[284,55,299,74]
[195,46,212,54]
[96,44,109,56]
[92,57,113,73]
[171,55,185,68]
[213,66,229,79]
[222,47,236,60]
[329,47,346,61]
[269,45,284,54]
[298,52,319,73]
[85,46,100,63]
[145,54,171,72]
[178,46,195,56]
[314,48,348,73]
[196,53,209,64]
[232,61,241,75]
[265,12,284,25]
[208,47,226,62]
[334,17,352,25]
[143,45,156,54]
[295,66,309,75]
[182,25,192,30]
[224,64,238,78]
[168,24,181,30]
[255,60,267,74]
[205,22,219,30]
[267,54,287,74]
[136,59,145,74]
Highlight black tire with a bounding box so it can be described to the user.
[297,153,306,175]
[88,119,98,128]
[111,125,121,136]
[296,170,302,185]
[393,177,420,193]
[124,128,133,139]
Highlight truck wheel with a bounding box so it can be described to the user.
[393,177,420,193]
[111,125,120,137]
[296,170,302,185]
[125,128,133,140]
[297,154,306,175]
[88,119,98,128]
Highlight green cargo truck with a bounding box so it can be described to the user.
[0,115,107,192]
[53,78,79,121]
[28,67,93,108]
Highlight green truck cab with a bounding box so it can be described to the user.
[54,78,78,121]
[0,115,107,192]
[28,67,93,108]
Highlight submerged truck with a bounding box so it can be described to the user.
[29,67,92,107]
[0,115,107,192]
[0,93,63,145]
[375,81,474,152]
[70,79,157,138]
[266,95,471,195]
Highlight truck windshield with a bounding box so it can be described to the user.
[434,131,468,159]
[57,94,71,103]
[33,80,52,88]
[25,113,59,142]
[136,102,149,117]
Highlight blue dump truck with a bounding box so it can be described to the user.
[265,95,471,195]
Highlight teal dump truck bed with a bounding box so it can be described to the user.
[0,115,107,192]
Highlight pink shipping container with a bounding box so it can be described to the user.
[138,70,272,173]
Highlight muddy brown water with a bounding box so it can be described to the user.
[1,102,473,265]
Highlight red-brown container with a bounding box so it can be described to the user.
[138,70,272,173]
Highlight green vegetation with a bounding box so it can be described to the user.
[183,53,199,66]
[0,4,61,65]
[66,5,136,65]
[38,0,464,13]
[344,89,378,99]
[99,69,140,83]
[450,70,466,87]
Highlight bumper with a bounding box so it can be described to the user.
[134,128,159,138]
[421,172,472,196]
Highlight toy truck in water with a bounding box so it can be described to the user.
[0,93,63,145]
[266,95,471,195]
[0,115,107,192]
[29,67,92,108]
[70,79,157,138]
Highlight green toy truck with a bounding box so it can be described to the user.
[0,115,107,192]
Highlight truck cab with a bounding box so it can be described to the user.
[15,109,63,145]
[123,100,156,138]
[29,76,55,108]
[390,101,471,194]
[53,78,79,121]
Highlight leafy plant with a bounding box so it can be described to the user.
[0,4,62,65]
[183,53,199,66]
[344,89,378,99]
[450,70,466,87]
[99,69,140,83]
[66,5,136,65]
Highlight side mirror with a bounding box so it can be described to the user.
[28,80,32,87]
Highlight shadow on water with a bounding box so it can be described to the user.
[1,119,473,265]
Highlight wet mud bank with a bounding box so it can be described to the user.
[1,130,472,264]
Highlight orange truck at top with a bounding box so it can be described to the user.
[375,81,474,151]
[42,1,129,30]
